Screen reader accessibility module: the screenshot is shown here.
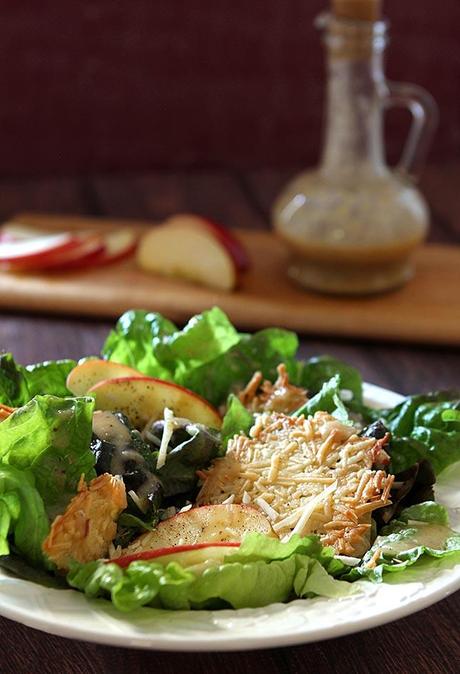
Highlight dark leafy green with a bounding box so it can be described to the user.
[147,419,221,497]
[0,354,29,406]
[293,375,351,424]
[294,356,363,403]
[374,459,435,528]
[0,395,95,515]
[371,391,460,475]
[381,391,460,437]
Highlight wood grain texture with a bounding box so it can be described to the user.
[0,169,458,672]
[1,213,459,345]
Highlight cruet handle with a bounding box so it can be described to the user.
[383,81,439,181]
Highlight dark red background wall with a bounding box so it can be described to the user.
[1,0,459,176]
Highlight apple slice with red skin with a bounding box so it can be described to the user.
[137,223,237,291]
[164,213,250,272]
[0,232,86,269]
[47,229,138,271]
[122,504,275,557]
[90,229,138,267]
[1,225,138,272]
[88,376,222,429]
[113,542,240,569]
[34,234,106,271]
[0,223,68,242]
[1,230,107,272]
[66,359,144,396]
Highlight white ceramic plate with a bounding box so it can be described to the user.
[1,383,459,651]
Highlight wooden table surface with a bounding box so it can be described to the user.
[0,165,459,674]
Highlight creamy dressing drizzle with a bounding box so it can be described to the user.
[376,523,455,556]
[92,410,162,511]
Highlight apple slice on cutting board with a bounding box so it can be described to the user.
[136,223,238,291]
[88,376,222,429]
[164,213,250,272]
[121,504,275,558]
[66,359,144,396]
[0,222,138,272]
[46,228,138,271]
[0,232,89,270]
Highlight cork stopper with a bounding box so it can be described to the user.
[332,0,382,22]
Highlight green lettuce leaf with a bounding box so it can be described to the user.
[102,309,177,377]
[375,391,460,475]
[293,375,351,423]
[0,395,96,515]
[382,392,460,437]
[152,307,240,378]
[102,308,299,407]
[22,359,76,400]
[397,501,450,525]
[67,533,353,611]
[182,327,298,406]
[221,394,254,448]
[345,501,460,582]
[0,464,49,566]
[0,353,75,406]
[294,356,363,403]
[442,409,460,427]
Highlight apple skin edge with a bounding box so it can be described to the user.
[112,542,240,568]
[0,226,138,272]
[136,224,238,291]
[88,375,222,429]
[0,233,87,269]
[164,213,250,272]
[201,218,250,272]
[66,358,144,396]
[45,230,138,272]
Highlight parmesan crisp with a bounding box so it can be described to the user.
[197,411,394,556]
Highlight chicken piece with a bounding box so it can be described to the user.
[197,411,394,557]
[42,473,127,570]
[238,363,308,414]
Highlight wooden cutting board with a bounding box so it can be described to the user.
[1,212,459,345]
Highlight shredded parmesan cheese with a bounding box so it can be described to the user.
[221,494,235,505]
[290,481,338,539]
[128,489,146,514]
[254,496,279,521]
[156,407,175,470]
[197,410,394,556]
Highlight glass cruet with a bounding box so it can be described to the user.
[272,12,438,295]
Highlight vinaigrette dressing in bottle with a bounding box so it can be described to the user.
[272,0,437,294]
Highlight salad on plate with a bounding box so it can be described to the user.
[0,307,459,613]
